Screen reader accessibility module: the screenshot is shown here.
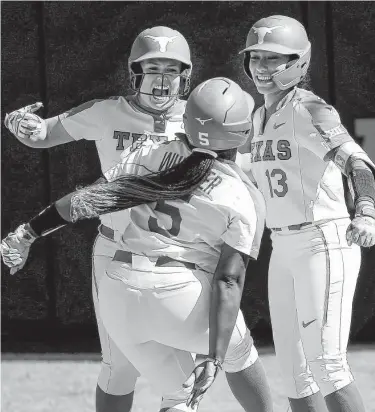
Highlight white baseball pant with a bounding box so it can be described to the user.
[98,253,259,394]
[268,217,361,398]
[92,232,140,395]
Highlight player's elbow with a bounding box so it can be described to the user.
[216,267,246,289]
[215,245,249,288]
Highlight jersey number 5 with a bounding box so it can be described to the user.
[148,197,191,237]
[265,168,288,197]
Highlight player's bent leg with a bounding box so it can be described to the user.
[147,268,273,411]
[97,273,198,412]
[269,232,327,412]
[95,336,139,395]
[220,312,273,412]
[268,233,320,401]
[98,273,196,394]
[98,267,270,411]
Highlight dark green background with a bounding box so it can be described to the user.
[1,1,375,352]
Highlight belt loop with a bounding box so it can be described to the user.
[99,224,115,240]
[113,250,132,263]
[271,222,313,232]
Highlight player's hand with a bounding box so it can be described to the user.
[346,216,375,248]
[0,224,38,274]
[4,102,47,142]
[185,359,221,409]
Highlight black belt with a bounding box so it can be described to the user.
[99,224,115,240]
[113,250,196,270]
[272,222,312,232]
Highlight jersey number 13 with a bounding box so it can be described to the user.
[265,168,288,197]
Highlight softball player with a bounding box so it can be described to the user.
[2,78,274,411]
[3,26,196,412]
[237,15,375,412]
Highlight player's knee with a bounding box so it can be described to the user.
[223,328,259,373]
[97,360,139,396]
[282,374,320,399]
[308,353,354,396]
[275,355,319,398]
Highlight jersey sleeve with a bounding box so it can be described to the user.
[221,211,255,256]
[296,95,353,159]
[219,180,257,256]
[58,99,111,141]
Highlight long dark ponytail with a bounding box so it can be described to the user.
[69,150,220,221]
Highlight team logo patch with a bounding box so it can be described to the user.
[253,26,284,44]
[315,124,346,145]
[144,35,178,52]
[324,124,346,138]
[195,117,212,125]
[324,125,345,140]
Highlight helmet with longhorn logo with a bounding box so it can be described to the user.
[239,15,311,90]
[129,26,192,96]
[184,77,254,151]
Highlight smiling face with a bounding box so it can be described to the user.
[137,58,183,111]
[249,50,292,95]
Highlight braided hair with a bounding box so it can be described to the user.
[69,149,234,221]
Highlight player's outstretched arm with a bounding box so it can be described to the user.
[0,192,81,274]
[0,174,112,274]
[187,244,249,408]
[4,102,76,148]
[0,167,154,273]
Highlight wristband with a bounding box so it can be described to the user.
[28,203,68,236]
[206,357,223,370]
[355,198,375,220]
[348,168,375,204]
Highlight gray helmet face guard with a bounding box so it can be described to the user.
[130,69,191,97]
[242,47,311,90]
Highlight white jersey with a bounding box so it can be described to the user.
[106,137,262,273]
[239,88,353,228]
[57,96,186,234]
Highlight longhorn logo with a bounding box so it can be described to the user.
[144,35,178,52]
[195,118,212,125]
[253,26,284,44]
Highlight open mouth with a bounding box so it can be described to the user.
[256,75,273,84]
[152,85,170,100]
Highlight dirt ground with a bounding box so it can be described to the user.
[2,345,375,412]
